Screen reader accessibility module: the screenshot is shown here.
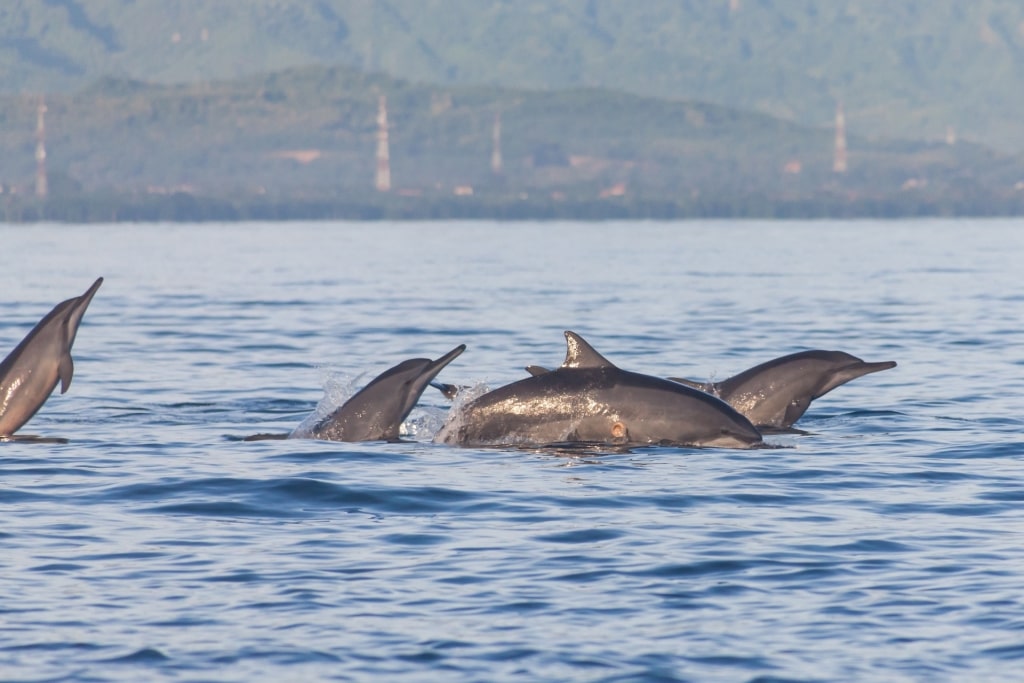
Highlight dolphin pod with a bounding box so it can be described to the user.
[669,350,897,430]
[0,277,103,437]
[434,331,763,449]
[0,282,896,448]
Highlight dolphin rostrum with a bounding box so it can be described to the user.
[307,344,466,442]
[670,350,897,430]
[0,277,104,436]
[436,331,762,449]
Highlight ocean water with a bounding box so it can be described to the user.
[1,219,1022,682]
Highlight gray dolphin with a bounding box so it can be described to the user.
[435,331,762,449]
[308,344,466,442]
[670,350,897,430]
[0,277,103,437]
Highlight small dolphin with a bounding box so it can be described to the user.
[436,331,762,449]
[308,344,466,442]
[0,277,103,436]
[670,350,897,429]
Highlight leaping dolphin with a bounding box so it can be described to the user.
[0,277,104,437]
[435,331,762,449]
[307,344,466,442]
[670,350,897,430]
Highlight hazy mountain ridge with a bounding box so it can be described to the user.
[3,0,1024,151]
[4,2,1024,221]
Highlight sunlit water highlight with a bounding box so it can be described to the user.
[1,219,1023,682]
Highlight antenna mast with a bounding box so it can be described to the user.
[35,97,48,198]
[491,111,503,176]
[375,94,392,192]
[833,101,847,174]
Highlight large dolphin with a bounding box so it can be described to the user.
[307,344,466,442]
[670,350,897,430]
[435,331,762,449]
[0,277,104,436]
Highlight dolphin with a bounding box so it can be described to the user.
[0,277,103,436]
[307,344,466,442]
[435,331,762,449]
[669,350,897,430]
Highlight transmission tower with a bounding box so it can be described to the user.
[375,94,391,192]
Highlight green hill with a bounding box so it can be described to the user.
[2,64,1020,221]
[3,0,1024,151]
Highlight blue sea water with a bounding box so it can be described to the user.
[1,219,1023,682]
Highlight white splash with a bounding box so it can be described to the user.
[432,381,491,443]
[289,367,361,438]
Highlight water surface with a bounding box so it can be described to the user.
[1,219,1023,682]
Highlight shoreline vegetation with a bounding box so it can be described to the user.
[5,190,1024,223]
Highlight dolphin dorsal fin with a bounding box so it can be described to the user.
[561,331,615,369]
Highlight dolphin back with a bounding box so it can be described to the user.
[438,367,760,449]
[439,331,762,449]
[311,344,465,442]
[681,350,897,429]
[667,377,714,393]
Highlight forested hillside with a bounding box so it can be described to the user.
[2,64,1020,222]
[3,1,1024,151]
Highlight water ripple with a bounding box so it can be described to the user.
[3,219,1024,682]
